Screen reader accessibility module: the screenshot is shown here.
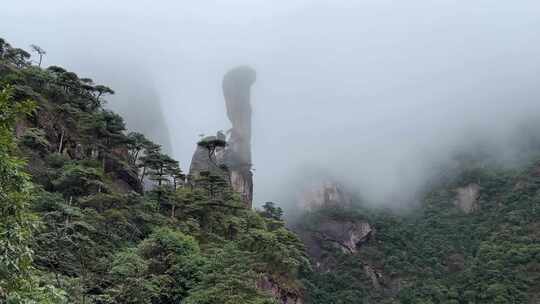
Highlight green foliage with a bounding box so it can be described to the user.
[0,38,308,304]
[0,85,65,302]
[260,201,284,221]
[20,128,50,153]
[300,163,540,303]
[52,164,105,197]
[126,132,151,165]
[104,228,204,303]
[303,270,367,304]
[184,244,277,304]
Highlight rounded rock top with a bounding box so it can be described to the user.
[223,65,256,87]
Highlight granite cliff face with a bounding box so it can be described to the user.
[298,218,373,261]
[188,66,256,207]
[454,183,480,214]
[292,181,391,293]
[188,132,229,184]
[222,66,256,206]
[295,180,353,211]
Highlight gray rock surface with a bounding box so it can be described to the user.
[257,276,303,304]
[301,219,374,260]
[296,180,353,211]
[222,66,256,207]
[187,66,256,207]
[454,183,480,213]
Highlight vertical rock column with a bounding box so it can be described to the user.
[222,66,256,207]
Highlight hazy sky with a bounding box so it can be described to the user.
[4,1,540,207]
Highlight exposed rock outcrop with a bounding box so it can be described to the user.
[294,180,369,260]
[186,67,301,303]
[363,264,383,290]
[454,183,480,213]
[296,180,353,210]
[188,132,229,184]
[299,219,374,262]
[188,66,256,207]
[292,181,395,292]
[105,156,143,193]
[222,66,256,207]
[295,213,389,292]
[257,276,303,304]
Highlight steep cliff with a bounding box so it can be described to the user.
[189,66,256,207]
[185,67,307,303]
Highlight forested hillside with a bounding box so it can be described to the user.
[0,38,307,304]
[298,161,540,303]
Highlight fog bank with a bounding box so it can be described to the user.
[3,0,540,207]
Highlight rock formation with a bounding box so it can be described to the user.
[188,132,228,183]
[292,180,394,292]
[298,219,373,262]
[257,276,303,304]
[296,180,353,211]
[222,66,256,206]
[186,68,303,302]
[188,66,256,207]
[454,183,480,213]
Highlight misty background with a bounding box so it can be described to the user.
[3,0,540,208]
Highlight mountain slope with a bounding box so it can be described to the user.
[0,37,307,304]
[296,161,540,303]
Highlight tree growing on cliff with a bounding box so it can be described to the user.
[127,132,151,165]
[147,153,177,203]
[30,44,46,67]
[259,202,283,221]
[4,47,31,67]
[101,110,128,149]
[91,84,114,109]
[0,38,11,59]
[167,160,185,190]
[54,103,81,154]
[137,141,161,183]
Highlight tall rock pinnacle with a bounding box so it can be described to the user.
[223,66,256,207]
[187,66,256,207]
